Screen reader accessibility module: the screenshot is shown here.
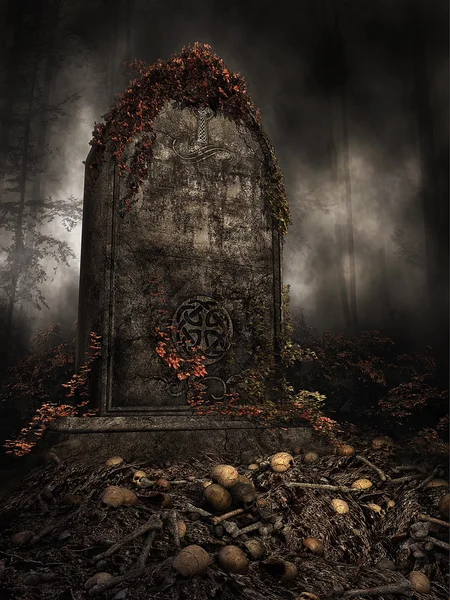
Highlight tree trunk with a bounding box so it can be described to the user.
[30,56,55,205]
[106,3,119,101]
[0,0,25,205]
[125,0,134,65]
[327,98,352,330]
[410,4,448,373]
[340,84,358,333]
[30,1,63,212]
[2,0,43,364]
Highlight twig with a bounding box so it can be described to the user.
[420,536,450,552]
[415,467,440,490]
[418,513,450,528]
[211,508,245,525]
[139,478,206,488]
[234,521,263,538]
[89,564,160,597]
[333,580,412,597]
[30,515,70,546]
[136,530,157,569]
[168,509,180,548]
[182,503,213,517]
[0,550,43,565]
[92,514,163,562]
[385,474,423,485]
[106,463,145,476]
[286,482,360,493]
[355,455,389,482]
[350,556,366,580]
[392,465,426,474]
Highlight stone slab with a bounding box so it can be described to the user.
[46,416,318,465]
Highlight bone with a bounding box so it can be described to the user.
[332,580,412,597]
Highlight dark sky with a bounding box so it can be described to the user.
[1,0,448,353]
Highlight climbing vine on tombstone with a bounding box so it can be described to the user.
[88,42,290,235]
[148,277,208,385]
[150,277,340,443]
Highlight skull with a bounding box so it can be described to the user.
[366,503,386,517]
[132,470,148,486]
[371,436,394,451]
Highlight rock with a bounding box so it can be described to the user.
[41,571,58,582]
[112,589,128,599]
[375,558,396,571]
[23,573,41,586]
[11,530,34,546]
[57,530,71,542]
[244,538,266,559]
[85,572,115,590]
[214,525,224,538]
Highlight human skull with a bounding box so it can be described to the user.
[371,436,394,451]
[132,470,148,486]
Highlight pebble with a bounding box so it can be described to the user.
[214,525,224,538]
[112,588,128,599]
[58,530,71,542]
[24,573,41,586]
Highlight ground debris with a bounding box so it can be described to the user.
[0,437,448,599]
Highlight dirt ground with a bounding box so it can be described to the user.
[0,427,448,600]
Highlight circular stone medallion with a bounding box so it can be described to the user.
[172,296,233,365]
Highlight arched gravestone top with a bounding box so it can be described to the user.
[76,44,287,415]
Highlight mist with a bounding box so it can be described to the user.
[1,0,448,360]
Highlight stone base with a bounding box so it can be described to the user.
[45,416,320,464]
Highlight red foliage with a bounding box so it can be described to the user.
[294,316,448,447]
[3,327,101,457]
[88,43,289,233]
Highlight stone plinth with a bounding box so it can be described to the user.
[46,417,316,465]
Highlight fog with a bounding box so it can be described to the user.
[2,0,447,355]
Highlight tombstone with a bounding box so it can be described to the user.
[48,46,314,461]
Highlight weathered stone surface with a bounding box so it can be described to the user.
[46,417,316,464]
[76,100,282,415]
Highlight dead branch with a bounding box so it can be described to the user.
[392,465,426,474]
[333,580,412,597]
[286,482,360,493]
[92,514,163,562]
[355,455,389,482]
[167,509,181,548]
[139,478,206,488]
[89,561,172,597]
[385,474,424,485]
[235,521,263,538]
[415,467,440,490]
[418,513,450,528]
[30,515,71,546]
[182,502,213,518]
[211,508,245,525]
[420,536,450,552]
[136,530,157,569]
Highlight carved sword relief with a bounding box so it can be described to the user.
[172,107,235,163]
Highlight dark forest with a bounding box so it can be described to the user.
[0,1,448,599]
